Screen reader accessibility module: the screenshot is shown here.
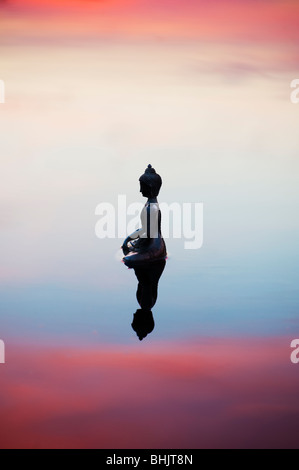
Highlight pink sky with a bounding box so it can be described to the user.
[1,336,298,448]
[1,0,299,44]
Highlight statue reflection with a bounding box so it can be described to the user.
[122,164,167,340]
[131,259,166,340]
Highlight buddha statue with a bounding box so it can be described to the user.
[122,164,167,268]
[122,165,167,340]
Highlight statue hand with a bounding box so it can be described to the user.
[121,236,131,255]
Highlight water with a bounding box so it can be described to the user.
[1,3,299,447]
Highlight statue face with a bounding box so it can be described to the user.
[140,181,151,198]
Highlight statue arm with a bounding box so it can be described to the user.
[121,203,159,255]
[121,228,144,255]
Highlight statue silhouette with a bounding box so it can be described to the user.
[121,164,166,268]
[134,259,166,310]
[122,165,167,340]
[131,309,155,341]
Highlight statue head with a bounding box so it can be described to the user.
[131,309,155,340]
[139,164,162,198]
